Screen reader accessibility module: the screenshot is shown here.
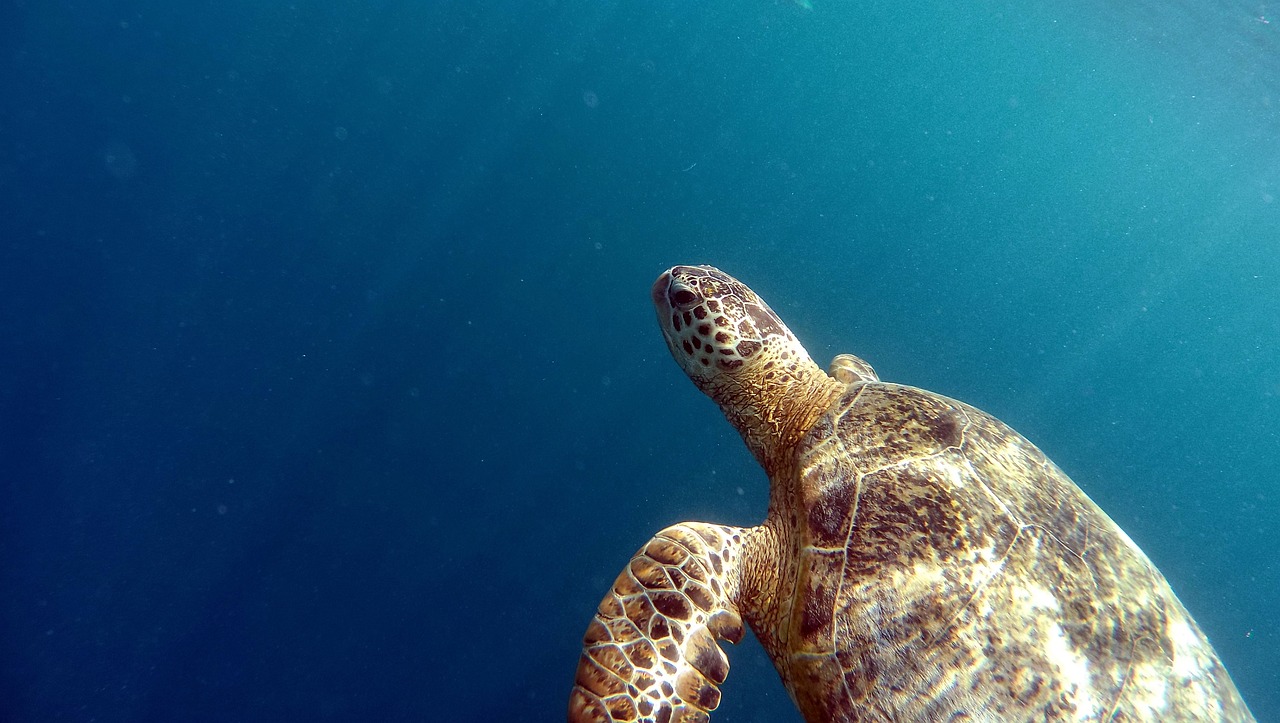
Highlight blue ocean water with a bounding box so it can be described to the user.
[2,0,1276,720]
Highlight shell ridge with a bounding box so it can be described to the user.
[956,420,1029,529]
[873,524,1028,700]
[825,460,865,709]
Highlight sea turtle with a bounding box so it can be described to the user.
[568,265,1253,722]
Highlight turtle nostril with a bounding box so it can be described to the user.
[671,288,697,307]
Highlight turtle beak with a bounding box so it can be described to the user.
[651,270,673,311]
[651,270,682,359]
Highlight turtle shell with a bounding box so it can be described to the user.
[779,379,1248,721]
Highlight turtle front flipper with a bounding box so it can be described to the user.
[569,522,751,723]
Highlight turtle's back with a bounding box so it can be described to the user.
[778,381,1251,721]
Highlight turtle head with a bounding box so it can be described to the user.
[652,265,804,382]
[652,265,843,468]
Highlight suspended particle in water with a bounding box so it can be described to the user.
[334,126,348,140]
[101,141,138,180]
[582,90,599,108]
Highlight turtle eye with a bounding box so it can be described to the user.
[671,288,698,307]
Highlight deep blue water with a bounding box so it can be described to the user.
[2,1,1277,720]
